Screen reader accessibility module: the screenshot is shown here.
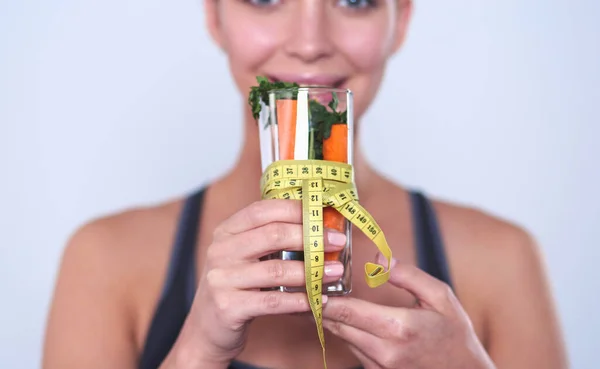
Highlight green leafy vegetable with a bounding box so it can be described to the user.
[248,76,299,120]
[328,91,339,112]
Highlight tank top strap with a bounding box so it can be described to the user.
[138,187,206,369]
[409,190,454,290]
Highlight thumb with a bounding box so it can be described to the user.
[375,251,397,270]
[362,251,397,288]
[375,252,457,314]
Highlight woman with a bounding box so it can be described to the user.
[42,1,567,368]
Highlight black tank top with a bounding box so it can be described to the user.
[138,188,453,369]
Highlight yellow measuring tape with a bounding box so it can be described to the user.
[260,159,393,369]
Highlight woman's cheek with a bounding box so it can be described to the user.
[334,24,392,71]
[333,23,391,119]
[222,17,284,72]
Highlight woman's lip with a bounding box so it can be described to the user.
[267,74,347,88]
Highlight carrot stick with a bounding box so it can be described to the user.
[276,99,298,160]
[323,123,348,163]
[323,123,348,261]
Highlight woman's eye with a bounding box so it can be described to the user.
[338,0,376,9]
[246,0,281,6]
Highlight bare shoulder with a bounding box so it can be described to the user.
[43,196,185,368]
[429,197,567,367]
[429,197,548,301]
[57,195,187,328]
[60,196,184,283]
[432,198,540,265]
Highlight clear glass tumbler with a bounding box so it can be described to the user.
[258,86,354,296]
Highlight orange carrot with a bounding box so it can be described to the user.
[323,123,348,164]
[276,99,297,160]
[323,123,348,261]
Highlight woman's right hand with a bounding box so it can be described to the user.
[167,199,347,369]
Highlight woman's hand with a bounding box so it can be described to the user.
[166,200,346,369]
[322,256,496,369]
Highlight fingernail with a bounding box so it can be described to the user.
[376,252,398,269]
[324,262,344,277]
[322,295,328,304]
[327,231,347,246]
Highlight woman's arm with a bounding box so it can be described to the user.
[43,199,345,369]
[484,227,568,369]
[320,203,568,369]
[42,220,138,369]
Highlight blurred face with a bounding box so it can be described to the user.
[205,0,412,122]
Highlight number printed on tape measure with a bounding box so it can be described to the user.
[329,167,340,180]
[314,297,322,309]
[312,281,323,295]
[310,253,324,266]
[284,165,296,177]
[311,294,323,310]
[310,237,324,251]
[325,195,340,207]
[300,166,311,177]
[366,222,381,238]
[355,211,368,225]
[343,168,351,180]
[311,266,324,280]
[344,203,356,215]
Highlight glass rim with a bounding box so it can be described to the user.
[268,86,353,95]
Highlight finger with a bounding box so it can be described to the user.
[215,260,345,290]
[390,264,458,314]
[322,297,408,339]
[213,200,301,238]
[375,252,459,314]
[231,291,328,319]
[322,319,384,364]
[214,223,346,261]
[346,344,381,369]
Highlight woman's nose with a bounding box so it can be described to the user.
[283,0,334,63]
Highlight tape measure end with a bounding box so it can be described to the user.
[368,266,383,277]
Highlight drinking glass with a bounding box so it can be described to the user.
[258,86,354,296]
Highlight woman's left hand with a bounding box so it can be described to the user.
[321,256,497,369]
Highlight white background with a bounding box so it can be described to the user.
[1,0,599,368]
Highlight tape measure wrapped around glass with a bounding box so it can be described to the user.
[259,159,393,369]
